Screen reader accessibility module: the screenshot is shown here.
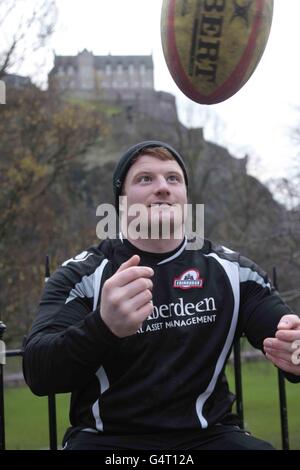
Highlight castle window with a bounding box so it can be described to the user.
[140,64,145,74]
[129,64,134,75]
[106,64,111,75]
[117,64,123,74]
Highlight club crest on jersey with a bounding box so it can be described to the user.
[173,269,204,290]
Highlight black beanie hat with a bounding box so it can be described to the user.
[113,140,188,212]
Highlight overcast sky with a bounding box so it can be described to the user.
[18,0,300,184]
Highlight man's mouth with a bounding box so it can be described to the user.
[149,202,172,207]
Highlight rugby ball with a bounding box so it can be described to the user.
[161,0,274,104]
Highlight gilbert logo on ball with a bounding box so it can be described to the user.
[161,0,274,104]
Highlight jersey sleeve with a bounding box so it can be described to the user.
[238,255,300,383]
[239,270,291,349]
[23,249,122,396]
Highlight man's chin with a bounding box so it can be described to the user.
[148,215,184,240]
[123,212,185,240]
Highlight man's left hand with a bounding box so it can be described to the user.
[263,314,300,376]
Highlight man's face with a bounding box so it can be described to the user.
[121,154,188,239]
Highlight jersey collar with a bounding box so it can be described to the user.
[118,232,187,265]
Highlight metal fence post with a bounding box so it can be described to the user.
[0,321,7,451]
[233,338,244,428]
[48,394,57,450]
[273,267,289,450]
[45,255,58,450]
[277,370,289,450]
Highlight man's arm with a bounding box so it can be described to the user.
[23,252,154,396]
[23,261,122,396]
[238,260,300,383]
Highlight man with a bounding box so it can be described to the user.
[23,140,300,450]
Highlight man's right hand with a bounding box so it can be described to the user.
[100,255,154,338]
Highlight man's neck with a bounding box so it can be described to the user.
[125,236,185,253]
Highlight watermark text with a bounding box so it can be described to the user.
[0,339,6,365]
[291,339,300,365]
[0,80,6,104]
[96,198,204,250]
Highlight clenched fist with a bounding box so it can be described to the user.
[263,314,300,376]
[100,255,154,338]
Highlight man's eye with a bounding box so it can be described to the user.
[139,175,152,183]
[168,175,179,182]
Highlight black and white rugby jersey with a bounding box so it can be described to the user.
[23,235,297,436]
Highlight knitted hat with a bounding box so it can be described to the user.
[112,140,188,212]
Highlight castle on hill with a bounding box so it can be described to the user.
[48,49,177,123]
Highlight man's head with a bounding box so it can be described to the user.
[112,141,189,240]
[113,141,189,212]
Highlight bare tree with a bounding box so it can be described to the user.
[0,0,57,78]
[0,85,107,242]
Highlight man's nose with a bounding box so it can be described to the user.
[154,176,170,195]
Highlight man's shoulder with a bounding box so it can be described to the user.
[208,241,240,262]
[202,239,270,286]
[59,238,120,274]
[196,238,240,263]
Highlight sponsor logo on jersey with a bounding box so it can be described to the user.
[148,296,216,321]
[173,269,204,289]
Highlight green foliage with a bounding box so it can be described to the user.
[66,96,122,117]
[0,85,109,342]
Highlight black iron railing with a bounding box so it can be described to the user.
[273,267,290,450]
[0,334,290,451]
[0,331,58,451]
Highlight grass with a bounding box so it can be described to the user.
[4,388,70,450]
[226,361,300,449]
[3,360,300,450]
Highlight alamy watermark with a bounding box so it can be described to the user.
[96,197,204,250]
[0,80,6,104]
[0,339,6,365]
[291,339,300,365]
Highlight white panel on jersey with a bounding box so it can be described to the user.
[221,245,235,254]
[92,366,110,432]
[65,259,109,306]
[93,259,109,310]
[62,251,94,266]
[195,253,240,428]
[239,266,271,290]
